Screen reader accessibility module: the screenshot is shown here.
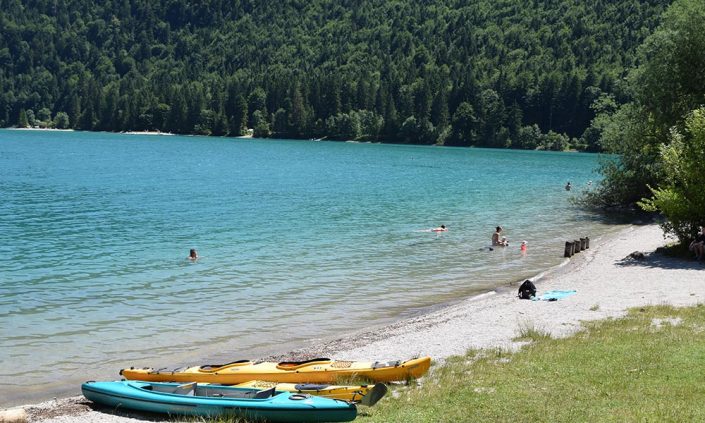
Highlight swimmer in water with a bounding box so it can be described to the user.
[432,224,447,232]
[188,248,198,260]
[492,226,508,246]
[520,241,527,252]
[565,181,572,191]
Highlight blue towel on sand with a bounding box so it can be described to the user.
[533,290,577,301]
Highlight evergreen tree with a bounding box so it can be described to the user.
[288,85,307,137]
[18,108,28,128]
[230,95,248,136]
[247,88,267,127]
[450,102,478,146]
[252,110,271,138]
[272,108,288,136]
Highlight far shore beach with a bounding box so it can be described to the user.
[9,224,704,422]
[6,127,75,132]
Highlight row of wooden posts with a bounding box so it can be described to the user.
[564,237,590,257]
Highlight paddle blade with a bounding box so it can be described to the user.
[360,383,388,407]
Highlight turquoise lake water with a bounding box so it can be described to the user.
[0,129,620,406]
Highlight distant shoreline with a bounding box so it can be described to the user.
[6,127,75,132]
[121,130,174,136]
[0,127,596,153]
[6,127,176,136]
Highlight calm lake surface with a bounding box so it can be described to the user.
[0,129,620,405]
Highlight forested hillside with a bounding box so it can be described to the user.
[0,0,669,148]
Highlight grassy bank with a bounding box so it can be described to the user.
[360,304,705,422]
[200,304,705,423]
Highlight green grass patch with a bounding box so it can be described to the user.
[361,304,705,422]
[513,323,553,342]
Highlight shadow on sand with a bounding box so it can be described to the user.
[616,252,704,271]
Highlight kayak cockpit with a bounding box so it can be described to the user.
[198,359,252,372]
[132,382,278,399]
[276,358,331,370]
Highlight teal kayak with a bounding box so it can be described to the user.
[82,380,357,422]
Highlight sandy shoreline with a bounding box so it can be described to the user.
[6,127,75,132]
[10,224,704,422]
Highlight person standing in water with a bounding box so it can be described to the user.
[565,181,572,191]
[492,226,508,246]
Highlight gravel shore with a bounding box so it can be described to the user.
[11,224,704,422]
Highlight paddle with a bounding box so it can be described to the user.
[359,383,388,407]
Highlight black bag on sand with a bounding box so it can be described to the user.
[518,280,536,300]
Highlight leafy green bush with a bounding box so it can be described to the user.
[639,108,705,242]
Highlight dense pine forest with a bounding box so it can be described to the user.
[0,0,669,149]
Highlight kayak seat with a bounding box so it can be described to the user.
[172,382,197,396]
[253,387,276,399]
[372,360,401,369]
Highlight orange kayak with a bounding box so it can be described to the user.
[121,357,431,384]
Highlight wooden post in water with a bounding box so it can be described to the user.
[580,238,586,251]
[574,240,581,253]
[564,241,574,257]
[585,236,590,249]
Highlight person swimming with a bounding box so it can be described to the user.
[565,181,572,191]
[432,224,447,232]
[188,248,198,260]
[520,241,527,252]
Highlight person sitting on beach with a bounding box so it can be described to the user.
[689,227,705,260]
[432,225,447,232]
[188,248,198,261]
[492,226,508,246]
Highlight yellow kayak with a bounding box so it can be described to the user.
[121,357,430,384]
[233,381,388,406]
